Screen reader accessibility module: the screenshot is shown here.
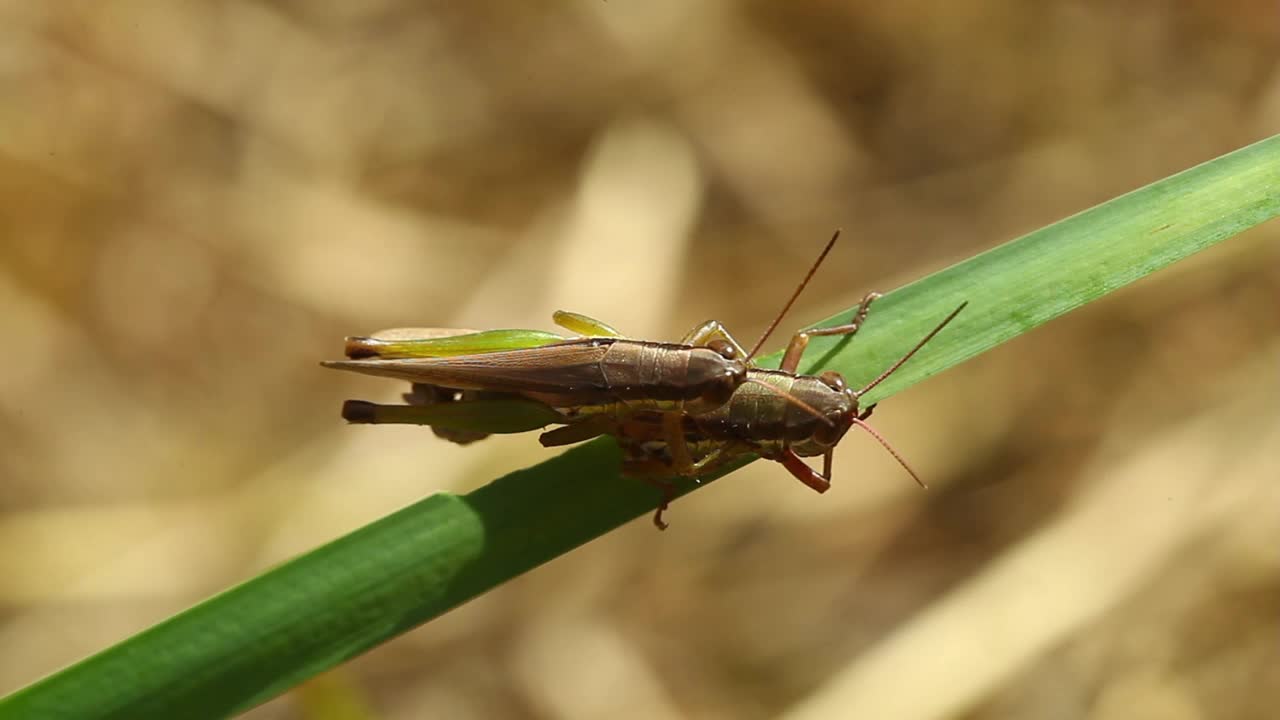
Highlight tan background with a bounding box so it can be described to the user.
[2,2,1278,718]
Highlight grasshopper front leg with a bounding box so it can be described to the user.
[773,447,832,494]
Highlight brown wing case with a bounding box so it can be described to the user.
[322,339,616,405]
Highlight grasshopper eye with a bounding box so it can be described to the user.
[707,339,738,360]
[818,371,846,392]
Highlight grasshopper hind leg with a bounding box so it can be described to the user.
[679,320,750,357]
[538,416,616,447]
[552,310,625,338]
[404,383,492,445]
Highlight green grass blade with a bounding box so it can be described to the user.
[2,135,1276,720]
[780,134,1280,402]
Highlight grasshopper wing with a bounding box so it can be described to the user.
[344,328,569,360]
[323,339,617,406]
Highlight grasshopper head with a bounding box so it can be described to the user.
[809,370,858,448]
[799,369,923,489]
[695,340,749,407]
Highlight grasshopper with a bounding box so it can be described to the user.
[540,300,967,528]
[324,232,854,445]
[340,297,965,530]
[324,232,964,528]
[323,312,753,427]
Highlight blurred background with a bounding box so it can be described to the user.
[2,2,1278,718]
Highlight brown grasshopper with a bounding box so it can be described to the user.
[325,232,855,450]
[325,232,965,528]
[542,299,968,527]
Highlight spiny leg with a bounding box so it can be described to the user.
[778,291,882,373]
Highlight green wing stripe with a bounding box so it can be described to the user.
[346,329,567,359]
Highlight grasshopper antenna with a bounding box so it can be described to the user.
[855,301,968,398]
[743,377,835,427]
[746,229,841,361]
[850,417,926,488]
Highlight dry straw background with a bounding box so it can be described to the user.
[2,2,1279,719]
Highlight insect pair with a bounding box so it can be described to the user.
[323,232,966,528]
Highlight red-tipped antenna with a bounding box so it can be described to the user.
[746,229,842,360]
[850,417,926,488]
[855,301,968,398]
